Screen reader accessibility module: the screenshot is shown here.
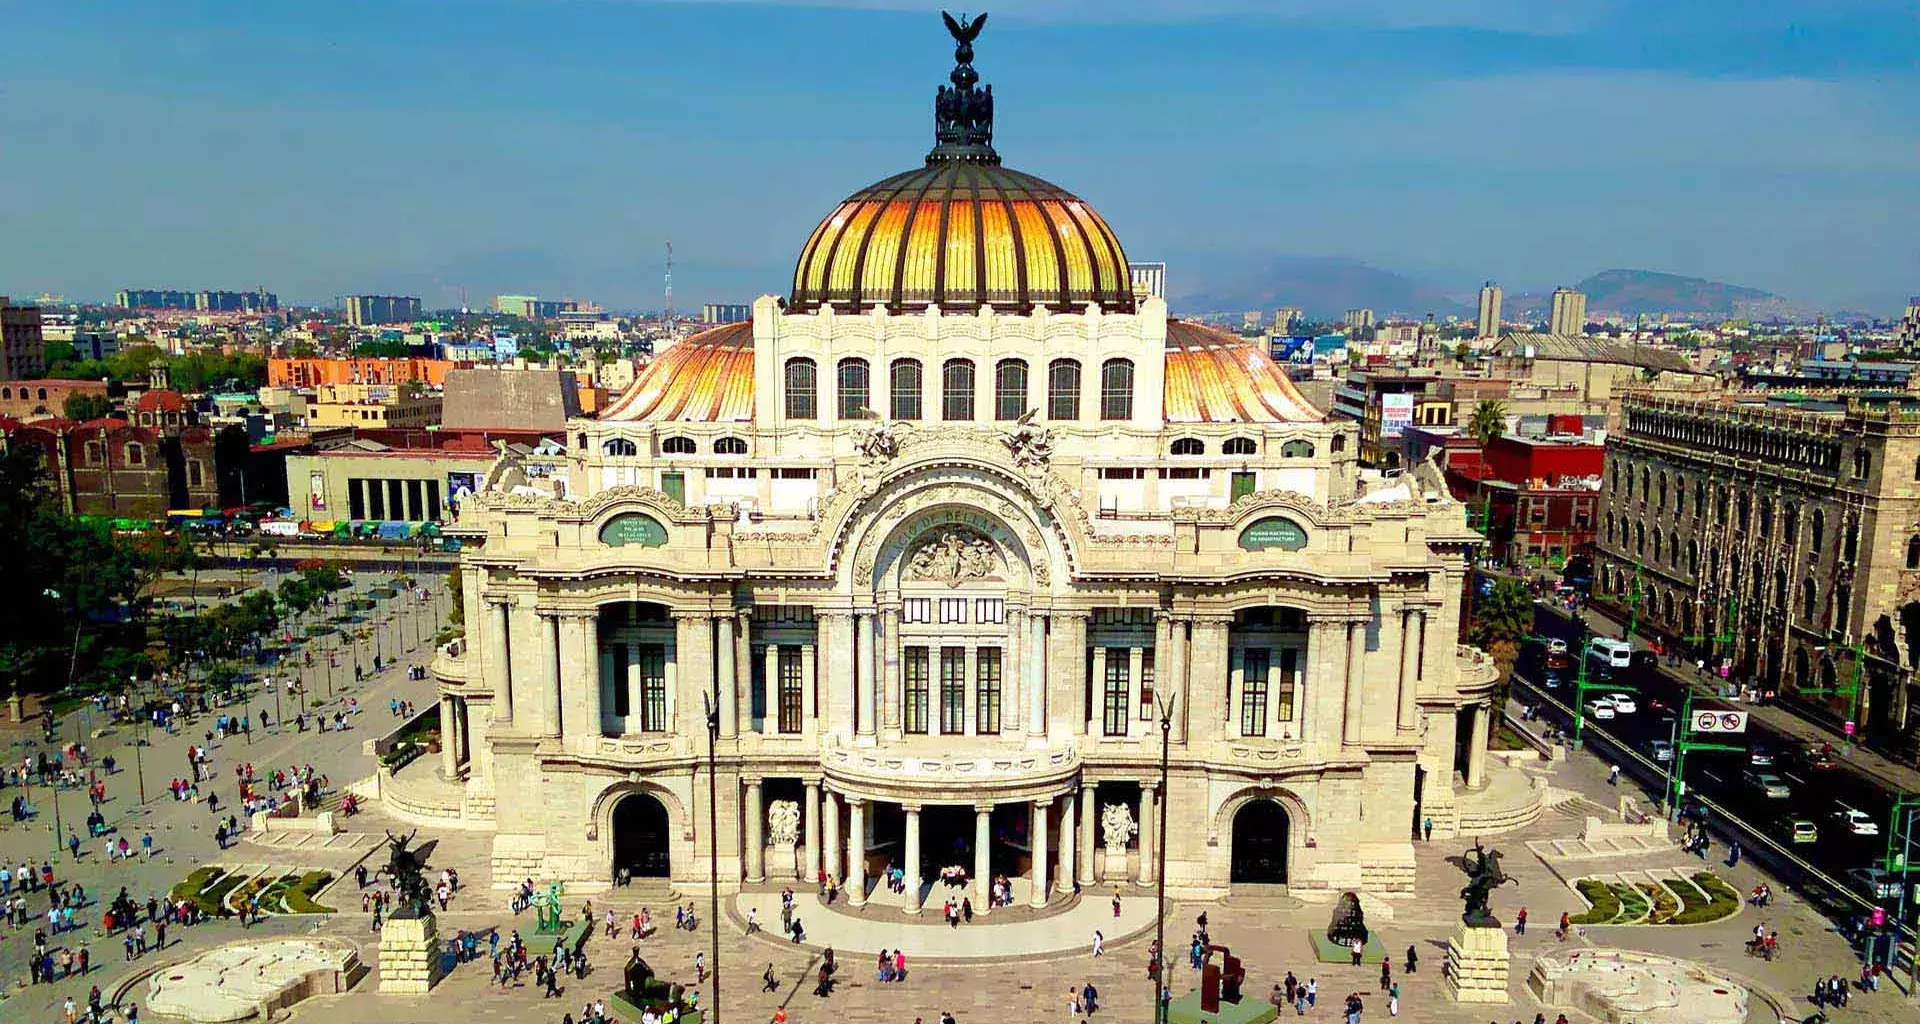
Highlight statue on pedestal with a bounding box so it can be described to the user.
[1100,802,1137,853]
[767,800,801,848]
[1326,891,1369,946]
[382,829,437,919]
[530,881,567,934]
[1457,839,1512,928]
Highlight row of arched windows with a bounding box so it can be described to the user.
[784,356,1135,422]
[604,436,747,457]
[0,386,52,401]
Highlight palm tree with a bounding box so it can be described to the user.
[1471,577,1534,705]
[1468,399,1508,447]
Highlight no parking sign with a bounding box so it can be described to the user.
[1690,709,1748,734]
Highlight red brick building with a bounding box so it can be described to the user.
[2,390,223,518]
[0,379,109,421]
[1446,431,1605,567]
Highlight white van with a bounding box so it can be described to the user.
[258,520,302,538]
[1588,637,1633,668]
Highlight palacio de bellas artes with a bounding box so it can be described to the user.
[427,16,1500,912]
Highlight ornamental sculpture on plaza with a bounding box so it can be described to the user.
[382,829,437,919]
[1457,839,1513,928]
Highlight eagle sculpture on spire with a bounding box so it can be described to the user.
[943,10,987,64]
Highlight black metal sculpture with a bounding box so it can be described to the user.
[1326,891,1369,946]
[930,11,997,163]
[383,829,438,919]
[1457,839,1512,928]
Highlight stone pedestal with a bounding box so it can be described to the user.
[1442,923,1511,1004]
[1103,848,1130,883]
[767,844,799,880]
[378,913,445,993]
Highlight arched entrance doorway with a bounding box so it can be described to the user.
[1229,799,1290,885]
[612,792,671,879]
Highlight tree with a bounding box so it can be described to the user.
[444,567,464,628]
[1471,577,1534,705]
[62,392,114,421]
[1468,399,1508,447]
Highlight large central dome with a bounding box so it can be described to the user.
[787,15,1134,316]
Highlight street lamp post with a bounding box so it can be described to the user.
[1152,693,1176,1024]
[129,676,147,805]
[702,691,722,1024]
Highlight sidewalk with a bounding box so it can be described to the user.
[1548,600,1920,795]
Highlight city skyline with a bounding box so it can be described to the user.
[2,1,1915,312]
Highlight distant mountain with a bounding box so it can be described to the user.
[1573,269,1806,319]
[1167,255,1470,321]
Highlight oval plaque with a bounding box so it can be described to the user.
[1239,516,1308,552]
[599,512,668,548]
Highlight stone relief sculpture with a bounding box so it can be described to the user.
[1000,409,1054,469]
[854,421,903,465]
[1100,802,1137,853]
[766,800,802,848]
[906,528,1000,585]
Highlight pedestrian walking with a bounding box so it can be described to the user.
[1515,907,1527,935]
[1092,930,1105,957]
[1404,945,1417,973]
[1421,817,1433,841]
[1608,764,1620,786]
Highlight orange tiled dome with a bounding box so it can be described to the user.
[789,163,1133,316]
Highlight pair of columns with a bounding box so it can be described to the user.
[436,694,469,778]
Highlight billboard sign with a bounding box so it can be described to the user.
[1380,393,1415,437]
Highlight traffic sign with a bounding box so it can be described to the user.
[1690,709,1749,734]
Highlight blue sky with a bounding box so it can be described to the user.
[2,0,1915,313]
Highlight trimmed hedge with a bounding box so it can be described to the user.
[169,866,224,905]
[283,871,336,914]
[1570,879,1619,924]
[1671,872,1740,925]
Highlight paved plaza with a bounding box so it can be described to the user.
[0,575,1913,1023]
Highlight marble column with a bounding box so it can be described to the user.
[847,799,867,906]
[1059,787,1077,893]
[1076,781,1096,885]
[762,644,780,734]
[744,778,765,883]
[1139,782,1158,885]
[1051,613,1088,736]
[856,613,877,736]
[687,613,729,740]
[823,613,855,738]
[824,790,843,884]
[1029,799,1050,908]
[1465,703,1491,789]
[1005,608,1024,734]
[524,609,560,738]
[1152,613,1172,722]
[803,780,821,881]
[1168,616,1190,743]
[903,805,923,914]
[882,607,902,734]
[972,804,992,916]
[486,600,513,725]
[1397,610,1423,733]
[558,613,596,747]
[1128,646,1146,737]
[735,609,753,732]
[716,615,738,738]
[1026,613,1047,738]
[1342,620,1366,746]
[438,695,459,777]
[800,642,818,736]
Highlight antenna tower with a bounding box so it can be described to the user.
[664,240,675,327]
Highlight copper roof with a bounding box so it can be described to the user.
[602,319,1321,425]
[1163,321,1324,423]
[600,322,755,423]
[789,162,1134,315]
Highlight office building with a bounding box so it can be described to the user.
[1344,309,1376,330]
[702,303,752,325]
[115,288,278,312]
[497,295,580,320]
[1548,287,1587,337]
[1598,391,1920,761]
[1274,307,1303,333]
[422,22,1505,903]
[344,295,424,326]
[268,357,468,389]
[305,382,444,431]
[1,297,46,382]
[1476,283,1502,340]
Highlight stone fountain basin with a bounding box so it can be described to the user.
[146,938,363,1023]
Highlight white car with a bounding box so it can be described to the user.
[1584,697,1617,720]
[1546,639,1569,655]
[1834,808,1880,837]
[1606,693,1637,714]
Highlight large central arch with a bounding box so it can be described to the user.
[612,791,671,878]
[1230,798,1291,884]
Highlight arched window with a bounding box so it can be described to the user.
[1656,473,1667,509]
[603,437,638,457]
[1634,522,1645,556]
[1810,509,1825,552]
[1908,536,1920,570]
[1224,437,1258,456]
[1331,434,1347,453]
[1801,578,1819,622]
[1668,531,1680,566]
[1652,532,1663,564]
[1047,359,1081,420]
[1913,454,1920,481]
[1638,467,1650,501]
[1774,568,1788,607]
[1686,539,1698,576]
[1170,438,1205,456]
[0,388,9,400]
[994,359,1028,421]
[662,436,696,454]
[1603,514,1614,546]
[1843,516,1859,562]
[1279,439,1313,457]
[836,358,870,419]
[1835,588,1852,631]
[1854,446,1871,479]
[125,443,144,466]
[1784,505,1797,545]
[784,358,817,420]
[1099,359,1134,420]
[36,388,47,400]
[941,359,975,421]
[1758,497,1772,537]
[890,359,923,420]
[713,436,747,455]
